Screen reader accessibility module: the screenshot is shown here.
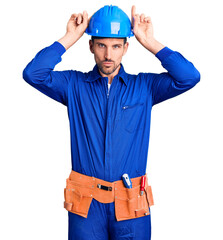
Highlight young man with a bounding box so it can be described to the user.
[23,5,200,240]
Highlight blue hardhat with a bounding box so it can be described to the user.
[85,5,134,38]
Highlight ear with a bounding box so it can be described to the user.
[89,40,94,53]
[123,42,129,56]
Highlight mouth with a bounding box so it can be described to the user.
[103,61,113,66]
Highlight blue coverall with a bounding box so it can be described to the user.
[23,41,200,240]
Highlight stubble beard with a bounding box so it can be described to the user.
[97,61,120,76]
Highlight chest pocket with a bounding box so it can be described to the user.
[122,102,145,133]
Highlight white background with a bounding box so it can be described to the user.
[1,0,223,239]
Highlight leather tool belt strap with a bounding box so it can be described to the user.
[64,170,154,221]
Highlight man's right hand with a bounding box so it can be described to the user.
[58,11,90,50]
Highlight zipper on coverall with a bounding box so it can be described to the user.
[107,83,110,98]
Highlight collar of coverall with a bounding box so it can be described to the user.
[85,63,128,86]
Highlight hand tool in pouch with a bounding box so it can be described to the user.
[140,176,146,196]
[122,173,132,188]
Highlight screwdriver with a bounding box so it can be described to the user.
[140,176,146,196]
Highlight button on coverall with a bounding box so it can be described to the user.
[23,41,200,240]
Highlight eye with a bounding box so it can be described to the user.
[98,43,105,48]
[113,45,120,49]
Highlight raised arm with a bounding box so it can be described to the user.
[132,5,200,105]
[23,11,90,105]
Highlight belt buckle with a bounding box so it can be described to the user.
[97,183,112,191]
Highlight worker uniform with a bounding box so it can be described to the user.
[23,41,200,239]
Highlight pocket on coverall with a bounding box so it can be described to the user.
[122,102,144,133]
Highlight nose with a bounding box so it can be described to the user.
[105,47,112,60]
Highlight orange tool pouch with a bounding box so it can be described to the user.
[64,170,154,221]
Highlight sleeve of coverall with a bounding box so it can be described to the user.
[150,47,200,106]
[23,41,70,106]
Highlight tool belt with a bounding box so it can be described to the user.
[64,170,154,221]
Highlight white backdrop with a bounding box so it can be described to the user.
[1,0,222,239]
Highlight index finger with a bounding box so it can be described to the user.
[131,5,136,22]
[82,10,88,24]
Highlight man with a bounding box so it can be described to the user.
[23,5,200,240]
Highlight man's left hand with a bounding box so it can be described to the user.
[131,5,165,54]
[131,5,154,42]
